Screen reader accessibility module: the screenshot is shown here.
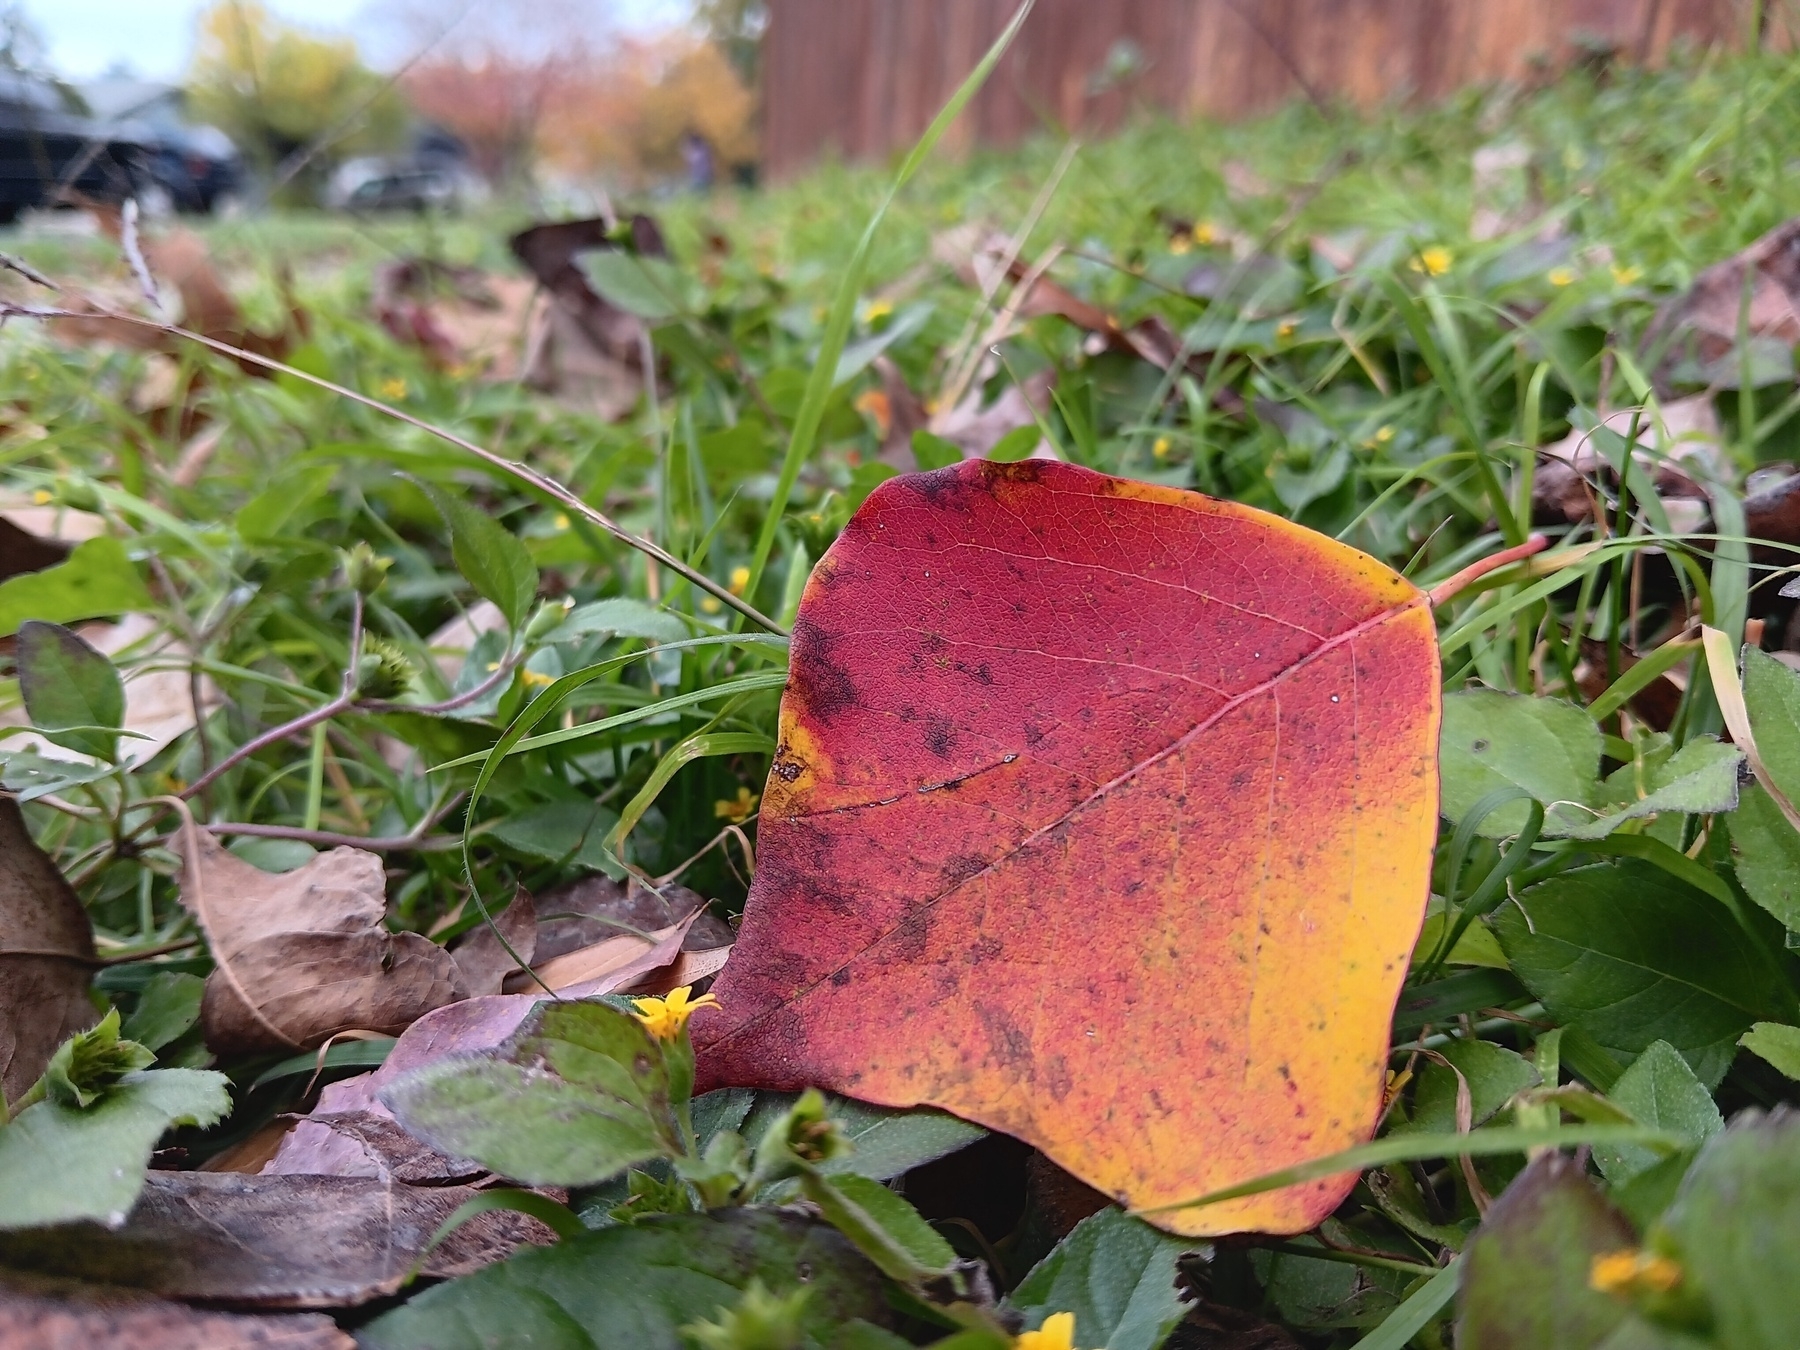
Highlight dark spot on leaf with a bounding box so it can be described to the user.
[790,616,859,722]
[924,718,956,758]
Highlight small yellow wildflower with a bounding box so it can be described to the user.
[1169,234,1191,256]
[631,985,720,1041]
[728,565,752,597]
[853,387,892,438]
[1548,266,1577,287]
[700,596,723,614]
[1590,1249,1684,1298]
[864,299,893,324]
[519,669,556,690]
[554,512,571,531]
[1276,318,1299,342]
[31,488,52,505]
[1374,424,1395,444]
[1152,436,1172,460]
[715,785,760,823]
[1611,264,1642,286]
[1017,1312,1075,1350]
[1193,221,1217,246]
[1411,246,1453,277]
[378,377,408,401]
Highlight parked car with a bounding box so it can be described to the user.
[78,78,241,215]
[325,128,484,214]
[0,71,148,223]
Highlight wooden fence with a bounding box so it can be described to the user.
[761,0,1779,178]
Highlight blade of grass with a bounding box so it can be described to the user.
[1134,1124,1685,1216]
[741,0,1037,602]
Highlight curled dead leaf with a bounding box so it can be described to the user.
[177,829,465,1057]
[0,1171,552,1308]
[0,1272,353,1350]
[0,796,98,1104]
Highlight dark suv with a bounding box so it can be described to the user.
[0,70,149,224]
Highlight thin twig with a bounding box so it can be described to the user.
[0,252,56,290]
[118,200,164,317]
[179,594,364,802]
[0,301,785,634]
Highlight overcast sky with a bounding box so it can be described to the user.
[21,0,684,84]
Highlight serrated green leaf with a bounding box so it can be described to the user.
[581,251,690,321]
[414,479,539,630]
[379,999,680,1187]
[1493,861,1797,1087]
[1564,736,1742,841]
[0,536,154,638]
[1740,1022,1800,1080]
[1592,1040,1722,1183]
[121,972,205,1052]
[1392,1038,1540,1135]
[1439,691,1599,837]
[804,1171,956,1284]
[1729,785,1800,930]
[361,1209,892,1350]
[0,1068,230,1229]
[1007,1208,1198,1350]
[488,799,623,877]
[15,621,125,761]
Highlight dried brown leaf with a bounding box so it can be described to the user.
[449,886,537,997]
[0,796,97,1104]
[0,1171,552,1308]
[0,1272,352,1350]
[1649,216,1800,383]
[177,830,465,1057]
[263,1110,482,1184]
[366,915,695,1094]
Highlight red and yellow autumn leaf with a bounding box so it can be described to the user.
[695,460,1439,1235]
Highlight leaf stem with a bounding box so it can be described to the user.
[1426,533,1550,607]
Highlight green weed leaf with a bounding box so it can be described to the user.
[360,1210,893,1350]
[1007,1207,1197,1350]
[15,621,126,761]
[413,479,539,630]
[0,1067,230,1230]
[1439,691,1599,837]
[379,999,682,1187]
[1494,861,1798,1087]
[0,537,154,638]
[1592,1041,1722,1183]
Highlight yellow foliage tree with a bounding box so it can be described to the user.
[188,2,403,180]
[539,34,757,186]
